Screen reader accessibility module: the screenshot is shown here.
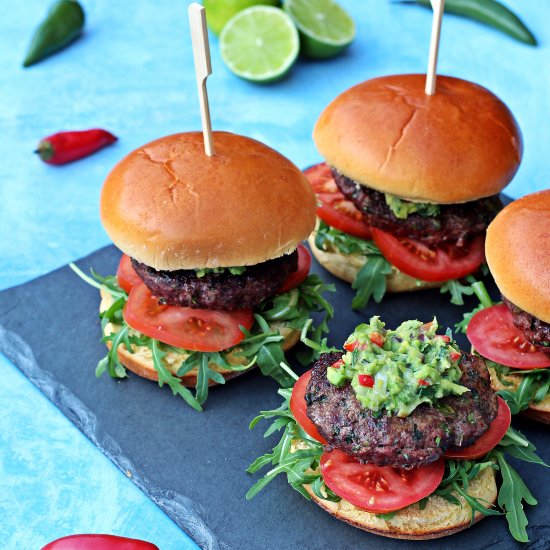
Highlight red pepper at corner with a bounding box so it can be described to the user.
[35,128,118,165]
[358,374,374,387]
[41,533,159,550]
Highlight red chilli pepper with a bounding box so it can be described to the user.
[358,374,375,387]
[418,379,430,387]
[436,335,451,343]
[369,332,385,347]
[331,359,344,369]
[344,341,358,352]
[35,128,117,165]
[41,534,159,549]
[450,350,462,362]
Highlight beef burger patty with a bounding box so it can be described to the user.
[132,250,298,311]
[502,295,550,351]
[332,169,502,248]
[306,351,498,469]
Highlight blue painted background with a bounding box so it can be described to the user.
[1,1,548,548]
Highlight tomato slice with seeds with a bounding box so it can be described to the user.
[304,163,372,240]
[467,304,550,369]
[278,244,311,294]
[116,254,142,293]
[444,397,511,460]
[371,228,485,282]
[320,450,445,513]
[290,370,327,444]
[123,283,254,352]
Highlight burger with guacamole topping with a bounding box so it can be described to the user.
[72,131,333,411]
[464,190,550,424]
[247,317,546,542]
[306,74,522,309]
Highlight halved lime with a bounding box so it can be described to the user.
[283,0,355,58]
[219,6,299,83]
[203,0,279,36]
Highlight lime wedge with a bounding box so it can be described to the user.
[220,6,300,83]
[283,0,355,58]
[203,0,279,36]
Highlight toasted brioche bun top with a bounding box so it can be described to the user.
[313,74,522,204]
[486,190,550,323]
[100,131,316,270]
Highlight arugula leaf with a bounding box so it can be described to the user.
[72,262,334,408]
[496,426,549,467]
[490,362,550,414]
[493,451,537,542]
[376,511,398,520]
[440,276,475,306]
[246,388,337,502]
[352,255,393,309]
[151,339,203,411]
[315,221,392,309]
[315,221,376,256]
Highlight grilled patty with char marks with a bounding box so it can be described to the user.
[332,169,502,248]
[132,250,298,311]
[502,295,550,352]
[306,351,498,470]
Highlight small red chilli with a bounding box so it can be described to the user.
[436,335,451,343]
[344,340,360,352]
[369,332,385,347]
[418,379,430,387]
[331,359,345,369]
[358,374,375,387]
[450,350,462,362]
[35,128,118,165]
[41,534,159,550]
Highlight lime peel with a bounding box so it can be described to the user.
[283,0,355,58]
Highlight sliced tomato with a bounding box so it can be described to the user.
[320,450,445,513]
[290,370,327,444]
[278,244,311,294]
[371,228,485,282]
[467,304,550,369]
[304,163,372,240]
[116,254,142,293]
[123,283,254,352]
[444,397,511,460]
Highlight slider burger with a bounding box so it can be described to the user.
[306,74,522,308]
[248,317,545,541]
[73,131,333,411]
[466,190,550,423]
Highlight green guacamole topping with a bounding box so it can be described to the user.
[384,193,440,219]
[327,317,469,417]
[195,266,247,278]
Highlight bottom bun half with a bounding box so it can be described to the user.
[488,366,550,425]
[304,466,496,540]
[308,234,441,293]
[292,435,497,540]
[100,290,300,387]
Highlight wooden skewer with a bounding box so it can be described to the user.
[188,3,215,156]
[425,0,445,96]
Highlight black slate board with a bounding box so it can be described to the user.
[1,244,549,550]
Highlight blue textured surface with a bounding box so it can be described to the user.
[1,0,548,548]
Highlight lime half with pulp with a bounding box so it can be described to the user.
[220,6,300,83]
[283,0,355,58]
[203,0,279,36]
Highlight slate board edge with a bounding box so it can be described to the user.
[0,318,225,550]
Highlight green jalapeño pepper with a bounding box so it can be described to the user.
[23,0,85,67]
[398,0,537,46]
